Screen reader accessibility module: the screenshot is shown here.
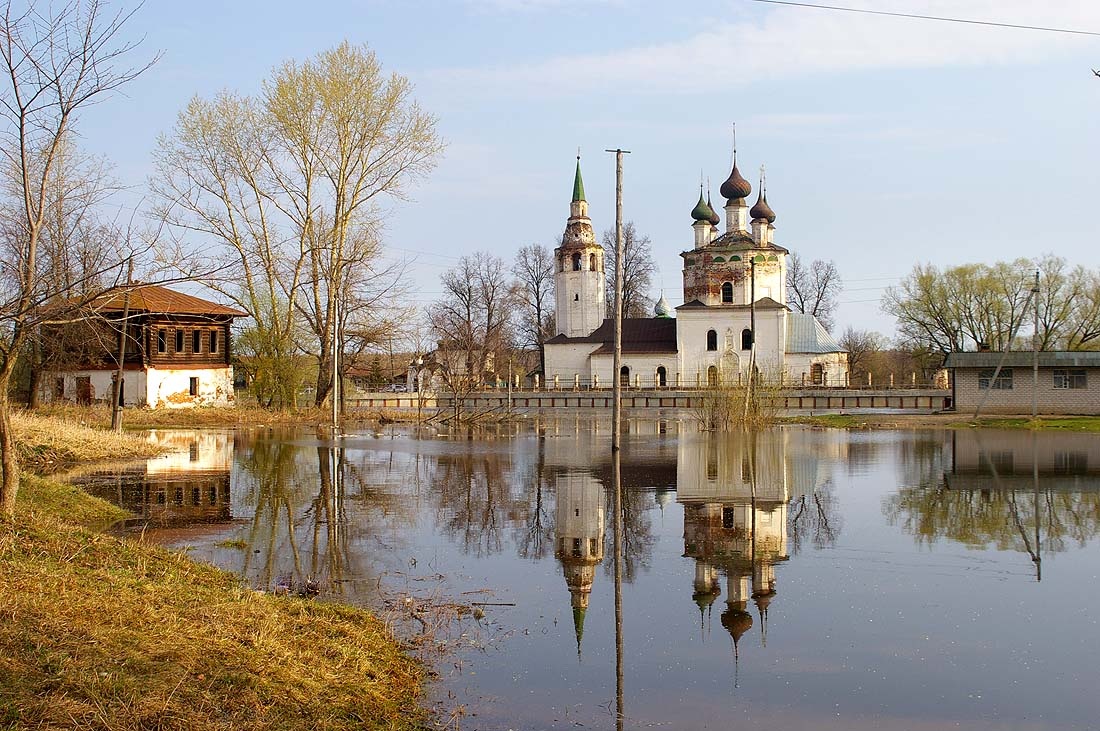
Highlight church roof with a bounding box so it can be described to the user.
[708,231,789,253]
[545,317,677,352]
[676,297,787,311]
[785,313,844,354]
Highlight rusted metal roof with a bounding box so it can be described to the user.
[93,285,247,318]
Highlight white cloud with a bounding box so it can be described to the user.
[428,1,1100,97]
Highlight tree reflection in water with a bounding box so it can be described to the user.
[884,430,1100,580]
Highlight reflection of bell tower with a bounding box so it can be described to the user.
[554,471,606,656]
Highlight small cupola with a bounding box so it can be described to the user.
[654,293,672,318]
[691,189,714,222]
[706,192,720,227]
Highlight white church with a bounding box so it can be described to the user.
[542,145,848,389]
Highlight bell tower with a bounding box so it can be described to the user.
[554,156,605,337]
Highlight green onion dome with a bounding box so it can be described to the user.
[691,190,715,222]
[706,193,720,226]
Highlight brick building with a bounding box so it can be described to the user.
[943,351,1100,415]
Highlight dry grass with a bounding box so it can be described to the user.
[12,411,166,473]
[32,403,338,430]
[1,477,425,731]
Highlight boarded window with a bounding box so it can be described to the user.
[189,376,199,396]
[978,368,1013,390]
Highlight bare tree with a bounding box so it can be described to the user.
[786,252,842,331]
[428,252,513,421]
[838,327,884,384]
[602,221,655,319]
[511,243,555,372]
[153,42,442,409]
[0,0,156,517]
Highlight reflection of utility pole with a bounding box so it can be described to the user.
[1032,431,1041,582]
[743,258,756,417]
[612,447,625,731]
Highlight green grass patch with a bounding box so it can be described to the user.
[1,476,425,731]
[215,538,249,550]
[947,416,1100,431]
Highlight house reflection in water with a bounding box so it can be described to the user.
[886,430,1100,582]
[82,431,234,527]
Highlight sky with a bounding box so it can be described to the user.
[72,0,1100,338]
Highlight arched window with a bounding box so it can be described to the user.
[706,329,718,351]
[589,253,597,271]
[620,365,630,385]
[721,282,734,303]
[741,328,753,350]
[572,252,581,271]
[707,365,719,387]
[656,366,667,387]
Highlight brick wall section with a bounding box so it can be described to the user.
[954,366,1100,415]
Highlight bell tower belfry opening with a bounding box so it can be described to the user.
[554,155,605,338]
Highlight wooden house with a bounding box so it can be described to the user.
[41,284,247,408]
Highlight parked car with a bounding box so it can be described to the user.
[379,383,406,393]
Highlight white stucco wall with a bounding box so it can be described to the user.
[588,353,679,388]
[42,370,147,406]
[676,307,787,384]
[147,367,236,408]
[544,342,602,385]
[784,351,849,387]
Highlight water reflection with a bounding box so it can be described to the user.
[885,430,1100,580]
[65,418,1100,730]
[81,431,233,526]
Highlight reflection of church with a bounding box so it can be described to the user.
[554,470,606,655]
[543,417,838,662]
[678,434,790,658]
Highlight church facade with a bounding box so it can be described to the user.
[543,147,847,388]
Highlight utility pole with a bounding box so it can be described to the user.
[332,296,340,430]
[605,148,630,453]
[111,257,134,433]
[1032,269,1040,420]
[743,257,757,418]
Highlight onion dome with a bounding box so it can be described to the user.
[750,189,776,223]
[721,607,753,642]
[720,160,752,200]
[706,192,720,226]
[691,190,714,222]
[654,293,672,318]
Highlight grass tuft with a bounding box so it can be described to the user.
[12,411,166,473]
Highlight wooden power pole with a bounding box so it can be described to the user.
[605,147,630,452]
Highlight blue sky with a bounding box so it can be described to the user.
[74,0,1100,337]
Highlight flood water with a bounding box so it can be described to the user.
[69,417,1100,730]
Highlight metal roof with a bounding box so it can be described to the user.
[785,313,844,354]
[93,284,247,317]
[943,351,1100,369]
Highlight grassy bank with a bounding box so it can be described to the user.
[785,413,1100,431]
[1,473,424,729]
[30,402,424,430]
[12,411,167,472]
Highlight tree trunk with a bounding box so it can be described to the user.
[0,374,20,519]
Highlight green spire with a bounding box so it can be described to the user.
[572,157,585,202]
[691,187,714,222]
[573,606,586,655]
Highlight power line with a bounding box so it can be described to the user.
[750,0,1100,37]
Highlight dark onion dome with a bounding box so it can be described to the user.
[721,607,753,642]
[750,189,776,223]
[720,160,752,200]
[706,192,720,226]
[691,190,714,222]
